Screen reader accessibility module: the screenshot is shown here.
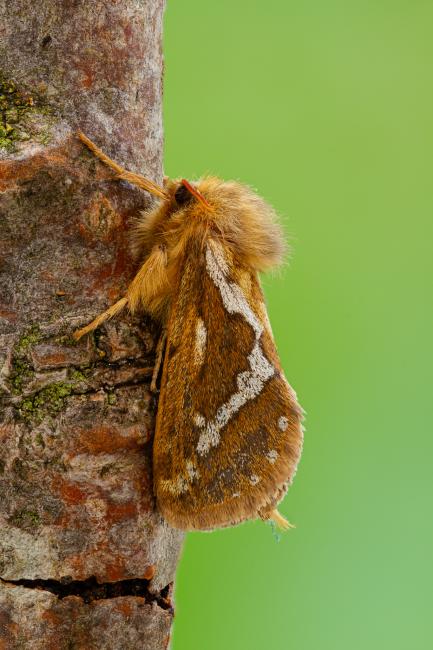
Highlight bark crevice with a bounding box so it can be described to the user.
[0,576,173,610]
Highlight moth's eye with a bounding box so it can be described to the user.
[174,183,193,207]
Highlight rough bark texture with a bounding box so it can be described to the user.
[0,2,184,648]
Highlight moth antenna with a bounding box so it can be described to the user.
[73,296,128,341]
[77,132,169,200]
[269,509,295,531]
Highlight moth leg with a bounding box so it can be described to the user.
[72,244,169,342]
[150,330,167,393]
[73,296,128,341]
[78,132,167,199]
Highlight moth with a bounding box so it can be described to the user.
[74,133,304,531]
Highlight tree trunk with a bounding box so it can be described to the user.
[0,2,184,648]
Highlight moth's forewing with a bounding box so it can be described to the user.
[153,238,303,531]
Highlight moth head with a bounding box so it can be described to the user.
[173,179,214,212]
[131,177,215,257]
[140,176,215,214]
[133,176,286,272]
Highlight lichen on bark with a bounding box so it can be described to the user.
[0,72,55,153]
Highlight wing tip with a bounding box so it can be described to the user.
[267,509,295,531]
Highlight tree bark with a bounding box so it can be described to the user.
[0,2,184,648]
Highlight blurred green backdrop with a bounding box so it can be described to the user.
[163,2,433,649]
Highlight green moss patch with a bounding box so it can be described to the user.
[10,357,34,393]
[15,325,42,354]
[9,508,41,531]
[19,381,73,424]
[10,325,41,393]
[69,369,89,383]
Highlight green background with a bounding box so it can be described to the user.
[163,2,433,649]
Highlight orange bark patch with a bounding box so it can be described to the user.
[33,350,68,367]
[142,564,156,580]
[115,600,133,617]
[0,424,14,443]
[106,500,137,524]
[0,150,71,189]
[111,243,131,280]
[40,270,55,282]
[0,308,17,322]
[107,285,123,302]
[81,72,93,89]
[105,559,127,582]
[90,261,117,287]
[76,425,143,454]
[83,194,122,241]
[41,609,61,626]
[58,480,87,505]
[66,556,86,579]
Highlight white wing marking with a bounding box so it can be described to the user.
[195,240,275,456]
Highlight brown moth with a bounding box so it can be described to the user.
[74,133,304,532]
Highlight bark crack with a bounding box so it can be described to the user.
[0,575,172,610]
